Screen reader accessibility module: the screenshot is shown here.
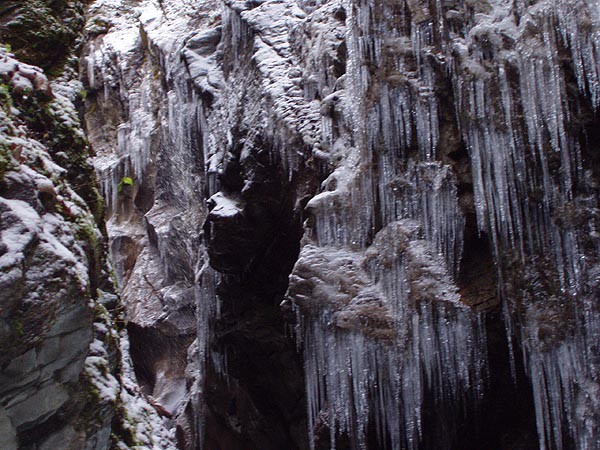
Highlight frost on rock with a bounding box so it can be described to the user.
[82,295,179,450]
[113,332,178,450]
[0,48,93,355]
[80,0,600,447]
[0,45,114,449]
[283,0,487,446]
[442,0,600,447]
[83,0,218,445]
[287,0,600,446]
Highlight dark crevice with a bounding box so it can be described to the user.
[455,309,539,450]
[127,323,192,398]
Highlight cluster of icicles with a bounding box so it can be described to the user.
[292,0,600,448]
[89,0,599,447]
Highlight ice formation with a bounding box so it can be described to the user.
[79,0,600,447]
[289,0,600,447]
[287,221,486,450]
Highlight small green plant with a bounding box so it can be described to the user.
[109,269,119,291]
[75,218,98,248]
[0,142,15,182]
[117,176,134,193]
[78,89,88,101]
[94,188,104,220]
[11,318,24,336]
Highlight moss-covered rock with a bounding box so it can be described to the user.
[0,0,87,75]
[0,44,120,450]
[1,62,103,221]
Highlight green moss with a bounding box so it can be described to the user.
[0,141,15,181]
[110,404,142,448]
[0,0,87,75]
[91,186,104,221]
[85,16,112,36]
[117,176,134,193]
[42,100,105,217]
[0,84,12,113]
[75,218,98,247]
[11,318,24,336]
[109,269,119,291]
[76,373,104,430]
[5,83,104,220]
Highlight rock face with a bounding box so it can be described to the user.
[0,45,102,449]
[0,3,178,449]
[0,0,88,74]
[1,0,599,449]
[81,1,214,447]
[82,0,600,448]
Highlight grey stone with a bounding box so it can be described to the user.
[46,303,91,338]
[0,349,40,396]
[7,382,69,428]
[36,336,61,367]
[0,406,17,450]
[39,425,79,450]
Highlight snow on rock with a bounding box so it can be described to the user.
[207,192,243,219]
[113,332,178,450]
[83,0,215,446]
[81,0,600,447]
[0,45,110,449]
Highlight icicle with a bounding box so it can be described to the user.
[288,220,486,450]
[295,281,486,450]
[552,0,600,109]
[446,4,600,446]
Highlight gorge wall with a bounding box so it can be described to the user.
[0,0,599,449]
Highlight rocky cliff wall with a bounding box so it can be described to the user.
[0,0,598,449]
[83,0,600,448]
[0,43,121,450]
[0,2,178,449]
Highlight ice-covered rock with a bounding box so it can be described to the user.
[65,0,600,447]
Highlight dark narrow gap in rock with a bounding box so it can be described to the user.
[453,205,538,450]
[334,40,347,79]
[127,323,159,395]
[204,139,312,448]
[564,53,600,188]
[579,113,600,184]
[207,263,308,448]
[127,323,192,400]
[372,145,384,240]
[453,308,539,450]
